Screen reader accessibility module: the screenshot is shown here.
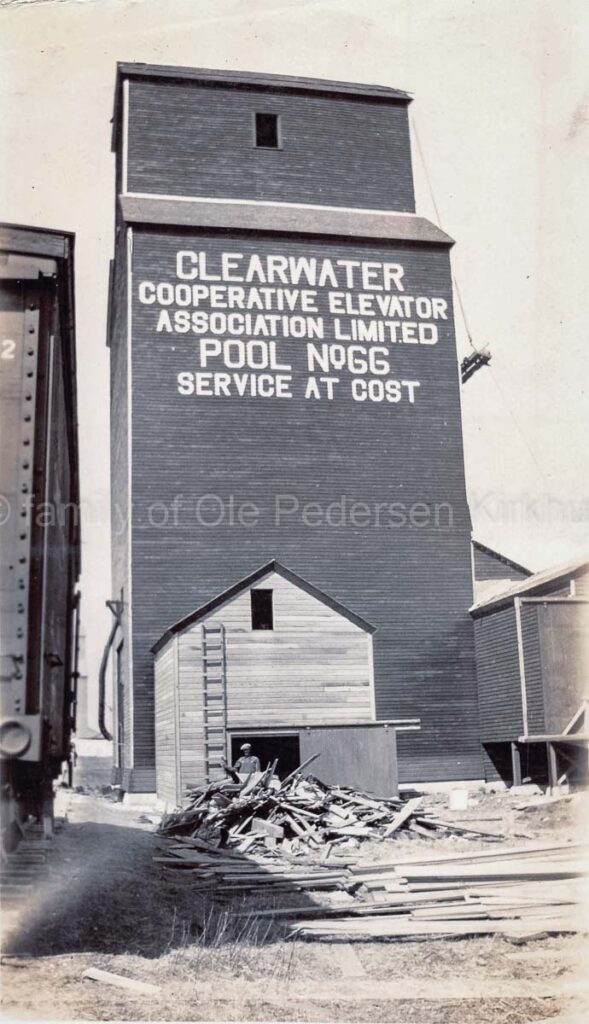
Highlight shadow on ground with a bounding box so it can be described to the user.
[2,803,315,959]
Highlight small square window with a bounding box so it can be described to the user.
[254,112,280,149]
[251,589,274,630]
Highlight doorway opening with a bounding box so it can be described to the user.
[230,733,300,779]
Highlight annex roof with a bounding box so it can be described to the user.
[470,554,589,616]
[151,560,376,654]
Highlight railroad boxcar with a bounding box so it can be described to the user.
[0,223,80,849]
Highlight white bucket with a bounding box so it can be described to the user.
[448,789,469,811]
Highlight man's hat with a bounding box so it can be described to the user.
[240,743,251,751]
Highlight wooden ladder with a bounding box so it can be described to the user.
[201,622,228,781]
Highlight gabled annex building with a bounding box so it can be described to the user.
[152,560,409,805]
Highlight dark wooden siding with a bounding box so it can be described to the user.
[120,227,479,784]
[126,80,415,212]
[474,607,523,743]
[473,545,529,582]
[520,603,545,735]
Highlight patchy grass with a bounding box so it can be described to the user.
[1,789,587,1023]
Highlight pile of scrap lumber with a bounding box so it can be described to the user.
[154,833,584,941]
[154,836,355,894]
[157,755,504,853]
[282,841,585,941]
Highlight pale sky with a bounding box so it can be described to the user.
[2,0,588,722]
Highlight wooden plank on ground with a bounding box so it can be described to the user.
[82,968,160,995]
[291,913,580,940]
[332,943,367,978]
[381,798,422,838]
[400,863,587,882]
[348,841,584,874]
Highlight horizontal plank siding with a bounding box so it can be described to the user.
[474,607,523,745]
[112,69,481,788]
[127,80,414,212]
[178,573,373,742]
[473,545,529,582]
[572,569,589,597]
[521,603,545,735]
[128,229,479,785]
[177,642,207,792]
[153,639,178,805]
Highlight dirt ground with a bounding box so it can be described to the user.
[1,787,588,1023]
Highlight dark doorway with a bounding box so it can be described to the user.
[230,733,300,778]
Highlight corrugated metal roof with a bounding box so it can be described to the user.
[470,554,589,615]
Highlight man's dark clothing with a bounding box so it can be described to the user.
[234,754,261,773]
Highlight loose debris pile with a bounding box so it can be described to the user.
[155,761,584,942]
[157,755,504,854]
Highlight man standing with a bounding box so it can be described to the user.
[233,743,261,775]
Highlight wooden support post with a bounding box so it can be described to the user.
[511,742,522,788]
[546,742,558,793]
[41,793,54,840]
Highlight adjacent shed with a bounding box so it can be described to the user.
[472,540,531,604]
[152,560,411,806]
[471,557,589,786]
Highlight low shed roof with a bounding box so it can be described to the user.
[151,559,376,654]
[470,554,589,616]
